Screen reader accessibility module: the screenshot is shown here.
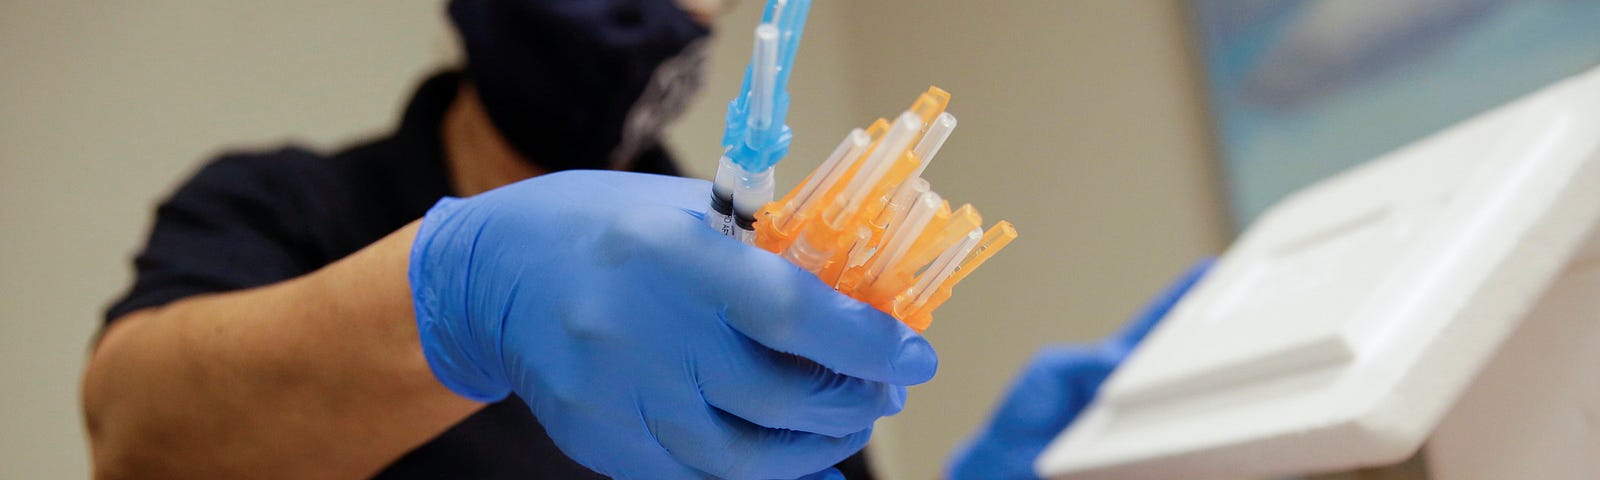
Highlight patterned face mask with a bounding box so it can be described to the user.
[607,37,708,169]
[450,0,712,171]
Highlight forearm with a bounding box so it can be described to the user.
[82,221,483,479]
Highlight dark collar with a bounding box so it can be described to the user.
[383,70,462,221]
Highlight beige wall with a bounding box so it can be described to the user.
[0,1,1223,478]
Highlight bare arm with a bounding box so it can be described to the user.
[82,221,482,480]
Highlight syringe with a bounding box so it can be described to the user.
[707,0,811,243]
[747,85,1018,332]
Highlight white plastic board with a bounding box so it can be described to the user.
[1037,65,1600,479]
[1424,232,1600,480]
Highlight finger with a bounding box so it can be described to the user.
[1111,257,1215,351]
[639,208,940,385]
[522,398,715,480]
[794,468,845,480]
[649,405,872,480]
[721,257,937,385]
[602,445,716,480]
[699,335,905,437]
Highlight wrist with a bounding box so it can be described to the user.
[407,199,514,402]
[296,222,445,393]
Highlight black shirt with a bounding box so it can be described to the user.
[105,71,874,479]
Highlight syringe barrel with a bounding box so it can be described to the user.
[731,163,775,244]
[707,155,740,237]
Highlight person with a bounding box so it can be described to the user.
[80,1,1209,478]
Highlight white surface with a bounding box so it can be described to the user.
[1425,231,1600,480]
[1038,65,1600,479]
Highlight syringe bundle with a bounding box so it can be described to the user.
[753,87,1016,332]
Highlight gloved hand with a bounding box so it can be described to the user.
[408,170,937,480]
[945,259,1213,480]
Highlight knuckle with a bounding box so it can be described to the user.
[595,210,653,252]
[541,378,588,414]
[615,207,685,253]
[556,300,624,343]
[726,284,802,340]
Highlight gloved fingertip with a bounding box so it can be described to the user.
[892,335,939,385]
[794,467,844,480]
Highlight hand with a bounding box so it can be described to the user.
[946,259,1213,480]
[407,170,937,480]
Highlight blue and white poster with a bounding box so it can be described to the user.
[1192,0,1600,226]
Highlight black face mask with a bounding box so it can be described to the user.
[449,0,711,171]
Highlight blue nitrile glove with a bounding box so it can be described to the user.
[945,259,1213,480]
[408,170,936,480]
